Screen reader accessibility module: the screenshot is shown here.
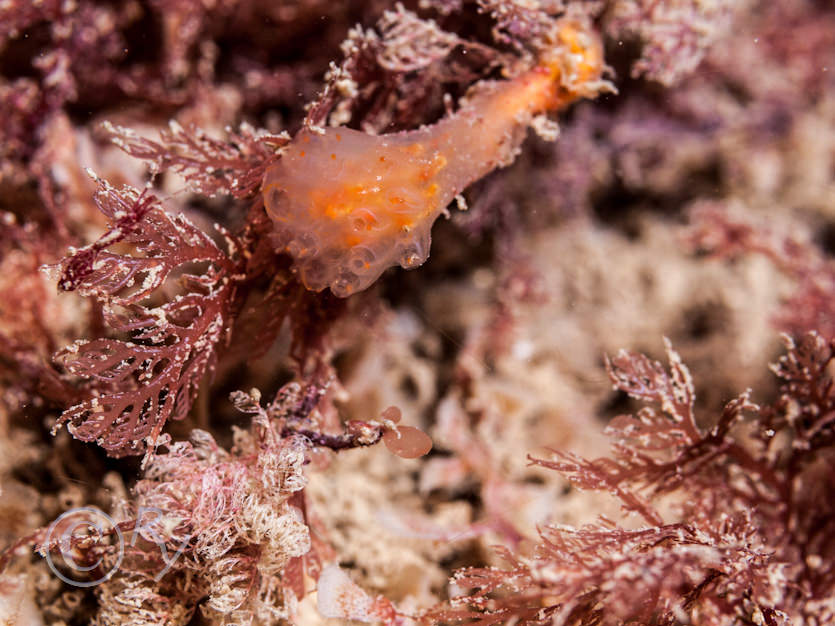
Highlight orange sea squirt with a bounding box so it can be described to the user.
[263,18,606,297]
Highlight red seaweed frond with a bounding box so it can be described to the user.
[687,203,835,340]
[52,178,240,459]
[604,0,744,86]
[68,388,310,624]
[20,382,427,622]
[305,4,502,132]
[437,334,835,623]
[436,517,780,626]
[531,339,761,525]
[101,121,288,199]
[764,332,835,458]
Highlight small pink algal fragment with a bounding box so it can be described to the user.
[264,18,607,296]
[383,425,433,459]
[380,405,402,423]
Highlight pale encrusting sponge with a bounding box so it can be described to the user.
[264,18,607,296]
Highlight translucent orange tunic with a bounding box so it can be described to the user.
[264,19,606,296]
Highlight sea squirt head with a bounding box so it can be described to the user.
[263,127,450,296]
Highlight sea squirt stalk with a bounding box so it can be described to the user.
[264,18,608,297]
